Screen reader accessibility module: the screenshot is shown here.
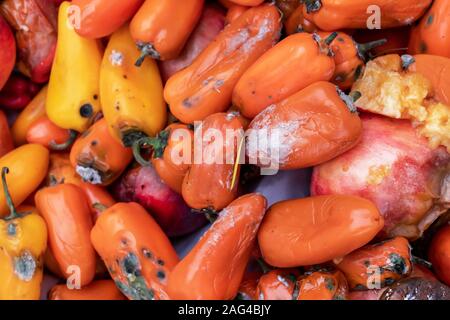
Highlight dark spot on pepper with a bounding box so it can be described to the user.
[121,238,128,246]
[90,140,98,147]
[354,284,367,291]
[80,104,94,118]
[337,37,345,42]
[325,278,335,291]
[156,270,166,280]
[142,248,153,259]
[14,250,37,281]
[420,42,427,53]
[364,260,371,267]
[354,65,363,81]
[251,90,256,95]
[268,95,273,99]
[383,278,396,286]
[387,253,408,275]
[426,14,434,26]
[93,94,98,100]
[182,99,192,108]
[7,223,16,236]
[157,259,164,266]
[123,75,128,79]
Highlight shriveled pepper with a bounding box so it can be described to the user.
[182,112,244,211]
[0,111,14,157]
[0,73,41,110]
[26,116,77,151]
[164,3,282,124]
[0,0,57,83]
[72,0,144,39]
[133,123,193,194]
[302,0,431,31]
[335,237,412,290]
[70,118,133,186]
[130,0,204,63]
[409,0,450,58]
[46,1,103,133]
[0,14,15,90]
[35,183,96,286]
[233,32,337,119]
[0,168,47,300]
[100,24,166,147]
[318,31,387,90]
[11,86,47,146]
[256,268,299,300]
[0,144,49,217]
[168,193,267,300]
[49,280,126,300]
[246,81,362,170]
[297,270,349,300]
[91,202,179,300]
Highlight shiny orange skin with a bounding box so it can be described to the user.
[227,0,264,6]
[26,116,73,148]
[168,193,267,300]
[182,112,244,211]
[233,33,335,119]
[297,270,348,300]
[409,0,450,58]
[258,195,384,268]
[256,269,299,300]
[72,0,144,39]
[318,31,367,90]
[247,81,362,170]
[0,110,14,157]
[70,118,133,186]
[236,271,262,300]
[35,183,96,286]
[46,152,115,220]
[225,5,248,25]
[335,237,412,290]
[49,280,126,300]
[164,4,282,124]
[130,0,204,61]
[429,224,450,286]
[11,86,47,146]
[302,0,432,31]
[152,123,194,194]
[285,5,317,34]
[407,54,450,106]
[91,202,179,300]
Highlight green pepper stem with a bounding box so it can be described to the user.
[49,129,78,151]
[135,43,160,67]
[324,32,338,45]
[1,167,19,221]
[92,202,109,213]
[357,38,387,61]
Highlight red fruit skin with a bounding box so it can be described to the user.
[158,4,226,83]
[311,113,450,240]
[113,165,207,237]
[0,73,41,110]
[0,15,16,90]
[429,224,450,286]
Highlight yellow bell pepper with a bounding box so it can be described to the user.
[11,86,47,146]
[100,24,166,147]
[46,1,103,133]
[0,144,49,217]
[0,168,47,300]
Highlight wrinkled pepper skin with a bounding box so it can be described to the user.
[0,144,49,217]
[258,195,384,268]
[297,270,348,300]
[246,81,362,170]
[35,183,96,286]
[72,0,144,39]
[429,225,450,286]
[302,0,432,31]
[0,0,57,83]
[168,193,267,300]
[182,112,243,211]
[409,0,450,58]
[233,32,336,119]
[11,86,47,146]
[100,24,166,147]
[0,111,14,158]
[91,202,179,300]
[49,280,126,300]
[284,4,317,34]
[0,168,47,300]
[0,14,16,90]
[70,118,133,186]
[319,31,386,90]
[256,269,299,300]
[130,0,204,62]
[335,237,412,290]
[46,1,103,133]
[225,5,249,25]
[164,4,282,124]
